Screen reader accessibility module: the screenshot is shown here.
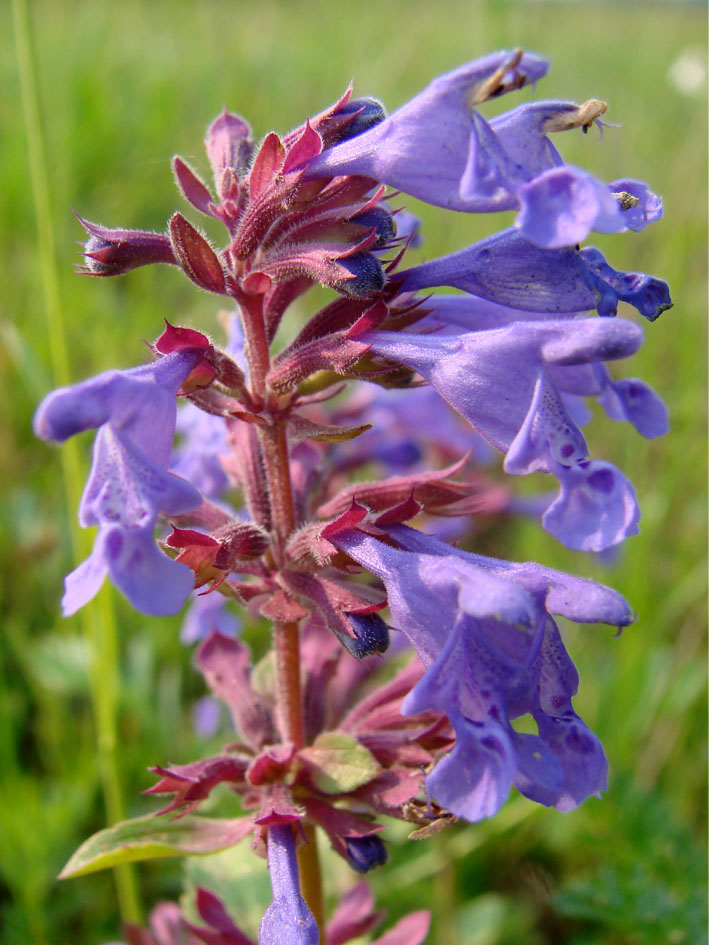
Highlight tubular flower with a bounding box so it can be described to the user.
[304,50,549,211]
[332,525,632,820]
[396,227,672,321]
[34,350,206,614]
[305,53,662,247]
[361,317,646,550]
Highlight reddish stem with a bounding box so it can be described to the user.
[273,620,304,748]
[260,421,297,565]
[242,292,323,934]
[236,291,271,406]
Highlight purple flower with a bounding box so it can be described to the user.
[34,351,204,615]
[306,58,662,247]
[480,99,603,189]
[180,590,241,644]
[60,434,200,614]
[420,293,563,332]
[332,526,632,821]
[259,825,319,945]
[606,178,664,231]
[421,298,669,437]
[305,50,549,210]
[344,835,388,873]
[540,459,639,551]
[397,227,672,321]
[363,317,646,549]
[480,100,662,245]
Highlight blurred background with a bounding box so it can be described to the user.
[2,1,706,943]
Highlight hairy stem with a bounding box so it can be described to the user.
[238,291,271,406]
[266,448,325,928]
[260,421,297,565]
[253,328,324,934]
[273,621,305,748]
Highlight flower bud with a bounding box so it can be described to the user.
[77,217,177,276]
[344,835,388,873]
[212,522,271,568]
[205,108,252,184]
[337,612,390,659]
[334,97,386,142]
[334,253,385,297]
[349,207,397,248]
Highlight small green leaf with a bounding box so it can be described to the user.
[307,422,372,442]
[59,814,252,879]
[289,414,372,443]
[299,732,381,794]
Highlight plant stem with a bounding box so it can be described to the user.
[265,438,325,928]
[298,824,325,934]
[251,313,325,936]
[11,0,140,923]
[260,422,297,565]
[238,292,271,406]
[272,616,325,934]
[273,621,305,749]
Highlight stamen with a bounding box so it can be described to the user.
[544,99,608,133]
[467,48,525,107]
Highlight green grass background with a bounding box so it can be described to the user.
[1,1,706,943]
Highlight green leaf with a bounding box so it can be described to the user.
[289,414,372,443]
[299,731,381,794]
[306,422,372,442]
[59,814,252,879]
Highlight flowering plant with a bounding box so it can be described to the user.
[36,49,670,943]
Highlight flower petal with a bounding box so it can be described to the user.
[543,460,640,551]
[102,524,196,616]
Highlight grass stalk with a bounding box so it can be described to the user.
[11,0,141,923]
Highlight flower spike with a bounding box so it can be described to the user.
[39,48,671,942]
